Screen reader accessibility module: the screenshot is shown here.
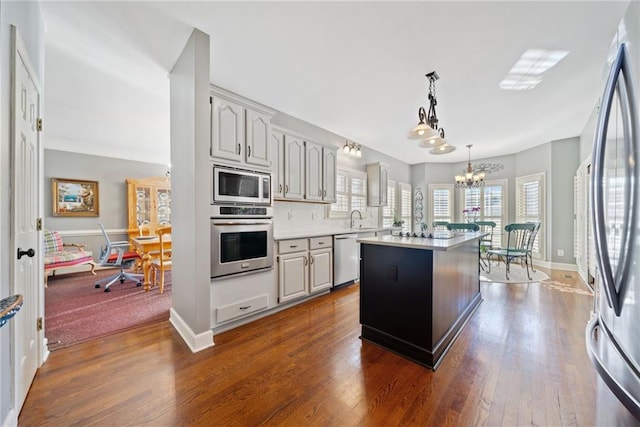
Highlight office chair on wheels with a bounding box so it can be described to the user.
[95,223,142,292]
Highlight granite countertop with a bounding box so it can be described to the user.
[357,232,486,251]
[273,227,391,241]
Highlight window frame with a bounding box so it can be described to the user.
[515,172,545,260]
[458,179,508,248]
[329,166,367,219]
[429,184,454,228]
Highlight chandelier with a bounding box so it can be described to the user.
[408,71,451,150]
[455,145,485,188]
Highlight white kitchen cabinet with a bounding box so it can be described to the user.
[272,126,337,203]
[245,109,271,168]
[278,252,309,303]
[310,248,333,293]
[272,130,286,198]
[322,148,337,203]
[211,96,244,163]
[367,162,388,206]
[210,86,274,170]
[284,135,305,200]
[305,141,337,203]
[277,236,333,303]
[306,141,323,201]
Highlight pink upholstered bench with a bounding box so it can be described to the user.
[44,229,96,286]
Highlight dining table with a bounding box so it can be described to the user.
[131,235,172,292]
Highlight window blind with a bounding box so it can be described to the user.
[399,182,412,232]
[516,173,545,258]
[330,168,367,218]
[430,185,453,225]
[382,180,397,228]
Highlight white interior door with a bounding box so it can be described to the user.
[11,25,42,412]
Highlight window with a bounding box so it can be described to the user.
[460,180,507,248]
[381,179,397,228]
[399,182,412,233]
[516,172,545,259]
[429,184,454,227]
[330,167,367,218]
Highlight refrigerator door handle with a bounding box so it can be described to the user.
[591,43,639,316]
[586,315,640,419]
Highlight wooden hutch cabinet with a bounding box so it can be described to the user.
[126,176,171,240]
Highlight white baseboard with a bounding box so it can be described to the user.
[2,408,17,427]
[533,260,578,271]
[169,308,214,353]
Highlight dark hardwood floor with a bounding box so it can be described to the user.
[20,268,599,426]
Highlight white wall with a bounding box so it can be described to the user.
[169,28,213,351]
[0,1,45,423]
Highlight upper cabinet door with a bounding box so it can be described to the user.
[305,141,323,201]
[211,97,244,163]
[246,108,271,168]
[323,147,337,203]
[272,130,285,198]
[284,136,305,200]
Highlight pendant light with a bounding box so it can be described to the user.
[454,144,485,188]
[408,71,448,148]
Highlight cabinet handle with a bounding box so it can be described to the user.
[285,184,289,194]
[247,146,251,157]
[237,143,241,155]
[289,245,298,248]
[318,242,324,245]
[279,184,283,193]
[304,256,308,266]
[239,305,252,310]
[310,256,314,265]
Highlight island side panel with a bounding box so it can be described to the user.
[359,243,434,363]
[431,239,482,357]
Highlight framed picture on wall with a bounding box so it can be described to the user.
[51,178,99,217]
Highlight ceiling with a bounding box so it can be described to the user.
[41,1,630,165]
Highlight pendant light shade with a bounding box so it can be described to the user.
[408,107,439,140]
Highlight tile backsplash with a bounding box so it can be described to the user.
[273,201,380,234]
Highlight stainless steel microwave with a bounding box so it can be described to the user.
[212,165,271,205]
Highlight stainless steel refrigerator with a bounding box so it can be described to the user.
[587,2,640,424]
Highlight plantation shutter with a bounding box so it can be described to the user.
[399,182,412,232]
[430,185,453,225]
[330,168,367,218]
[382,180,397,228]
[516,173,545,258]
[483,184,503,248]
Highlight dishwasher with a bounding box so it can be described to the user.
[333,232,376,289]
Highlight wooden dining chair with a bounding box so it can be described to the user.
[149,226,172,293]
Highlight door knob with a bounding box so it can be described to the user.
[17,248,35,260]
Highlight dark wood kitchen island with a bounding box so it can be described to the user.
[357,232,484,370]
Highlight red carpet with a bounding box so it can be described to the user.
[45,269,171,350]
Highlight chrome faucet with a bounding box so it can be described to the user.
[350,209,363,228]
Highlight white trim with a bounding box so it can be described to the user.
[2,408,17,427]
[169,308,214,353]
[41,337,50,363]
[533,260,578,271]
[56,228,127,237]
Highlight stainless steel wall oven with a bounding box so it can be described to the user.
[210,218,273,279]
